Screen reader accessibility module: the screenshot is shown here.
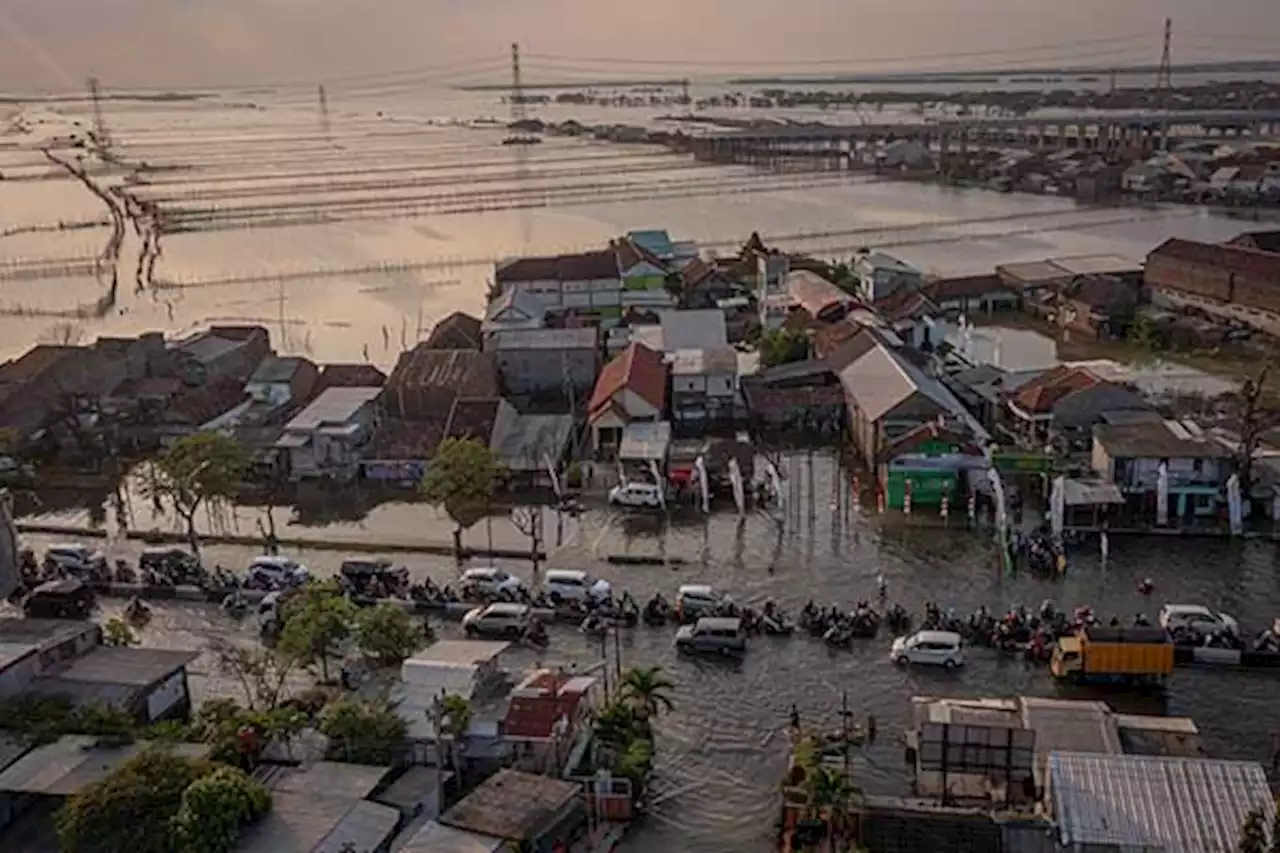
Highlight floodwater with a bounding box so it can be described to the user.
[17,450,1280,853]
[0,92,1264,367]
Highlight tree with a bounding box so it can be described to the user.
[139,433,247,557]
[420,438,500,555]
[277,581,356,684]
[171,765,270,853]
[760,327,810,368]
[102,617,139,647]
[1240,807,1267,853]
[57,748,210,853]
[592,699,639,750]
[354,604,422,667]
[318,698,408,765]
[619,665,675,722]
[210,640,299,712]
[1235,366,1280,499]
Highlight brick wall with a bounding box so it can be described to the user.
[1144,254,1232,303]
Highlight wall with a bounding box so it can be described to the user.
[496,348,598,396]
[1114,455,1223,491]
[1144,254,1232,303]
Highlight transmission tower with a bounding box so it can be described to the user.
[1155,18,1173,99]
[317,84,332,145]
[510,42,528,125]
[86,76,111,152]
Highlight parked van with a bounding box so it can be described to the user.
[608,482,664,509]
[544,569,611,604]
[676,584,725,622]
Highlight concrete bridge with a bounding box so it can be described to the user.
[690,110,1280,165]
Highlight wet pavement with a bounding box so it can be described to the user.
[14,451,1280,853]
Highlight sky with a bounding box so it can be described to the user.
[1,0,1279,92]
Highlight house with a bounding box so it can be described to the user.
[625,228,698,266]
[924,274,1019,316]
[237,763,399,853]
[502,669,599,774]
[155,376,252,440]
[0,619,101,698]
[1228,229,1280,253]
[382,346,499,422]
[587,342,667,455]
[740,359,844,433]
[488,402,575,486]
[244,356,318,409]
[852,250,923,303]
[494,249,621,315]
[1145,237,1280,337]
[878,138,933,170]
[1121,160,1167,194]
[995,259,1072,317]
[1050,382,1155,452]
[674,258,739,309]
[424,311,483,350]
[19,646,199,724]
[168,325,269,384]
[880,422,985,510]
[944,365,1047,434]
[786,269,858,324]
[837,332,987,466]
[488,328,600,398]
[276,387,380,481]
[669,347,739,427]
[313,363,387,396]
[615,234,677,310]
[1092,419,1235,518]
[1005,365,1102,448]
[405,770,585,853]
[483,287,547,337]
[1056,274,1138,339]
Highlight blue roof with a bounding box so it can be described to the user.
[627,229,674,258]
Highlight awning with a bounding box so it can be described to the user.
[1062,479,1125,506]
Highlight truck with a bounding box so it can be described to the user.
[1050,626,1173,686]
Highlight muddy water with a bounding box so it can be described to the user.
[17,452,1280,853]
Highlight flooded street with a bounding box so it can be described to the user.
[15,452,1280,853]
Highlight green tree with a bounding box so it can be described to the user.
[139,433,247,557]
[277,581,356,684]
[354,603,422,668]
[615,736,653,790]
[210,639,299,712]
[420,438,500,556]
[103,617,138,647]
[56,748,210,853]
[760,327,810,368]
[592,699,639,750]
[171,765,270,853]
[318,698,407,765]
[1240,807,1267,853]
[619,665,675,722]
[440,693,472,738]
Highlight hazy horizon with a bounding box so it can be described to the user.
[1,0,1279,92]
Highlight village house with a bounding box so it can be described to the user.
[488,402,576,489]
[669,347,740,429]
[1145,236,1280,337]
[837,330,987,468]
[672,257,739,310]
[423,311,483,350]
[501,669,601,775]
[852,250,923,303]
[276,386,380,481]
[1004,365,1102,448]
[924,274,1020,317]
[1054,274,1139,340]
[880,422,986,510]
[313,363,387,395]
[740,359,844,433]
[786,269,858,325]
[1092,419,1235,520]
[168,325,270,384]
[586,342,667,456]
[483,288,547,338]
[1047,382,1155,453]
[487,327,600,399]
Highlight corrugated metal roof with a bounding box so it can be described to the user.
[489,406,573,472]
[283,387,379,432]
[440,769,581,842]
[669,347,738,376]
[399,821,504,853]
[1050,752,1273,853]
[660,310,727,350]
[313,799,400,853]
[45,646,199,687]
[0,736,209,795]
[489,328,597,351]
[619,421,672,461]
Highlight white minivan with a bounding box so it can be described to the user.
[608,482,664,509]
[891,630,965,669]
[544,569,611,604]
[460,566,527,599]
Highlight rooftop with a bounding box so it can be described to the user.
[0,736,209,796]
[406,640,510,669]
[670,347,738,376]
[239,762,395,853]
[619,420,672,461]
[440,768,581,843]
[1094,420,1233,460]
[42,646,198,687]
[281,387,379,433]
[488,327,598,351]
[1049,254,1142,277]
[248,355,311,385]
[488,406,574,472]
[0,617,98,649]
[385,347,500,408]
[660,309,728,351]
[399,821,503,853]
[424,311,484,350]
[495,250,619,284]
[1050,752,1273,853]
[314,363,387,393]
[1150,237,1280,282]
[588,342,667,420]
[786,269,857,321]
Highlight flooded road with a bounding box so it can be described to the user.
[16,452,1280,853]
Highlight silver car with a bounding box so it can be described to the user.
[676,617,747,656]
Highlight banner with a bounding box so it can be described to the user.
[694,456,711,514]
[1227,473,1243,536]
[728,458,746,515]
[1156,462,1169,527]
[649,460,667,511]
[1049,475,1065,540]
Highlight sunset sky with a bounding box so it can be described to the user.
[1,0,1278,91]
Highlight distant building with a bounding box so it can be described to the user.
[1146,236,1280,337]
[168,325,269,384]
[786,269,858,325]
[852,251,923,303]
[670,347,739,428]
[276,387,380,481]
[423,311,483,350]
[381,346,499,422]
[1092,419,1235,518]
[483,287,548,337]
[488,327,600,398]
[587,342,667,455]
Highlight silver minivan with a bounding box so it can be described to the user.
[676,617,747,656]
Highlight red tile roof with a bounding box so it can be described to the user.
[588,342,666,421]
[1149,238,1280,282]
[1008,365,1101,414]
[886,421,982,457]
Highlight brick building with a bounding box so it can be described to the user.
[1145,237,1280,336]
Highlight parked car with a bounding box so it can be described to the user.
[676,617,747,656]
[1159,604,1239,635]
[676,584,726,622]
[42,544,106,575]
[463,602,537,638]
[23,578,95,619]
[460,567,526,599]
[608,482,664,509]
[891,630,965,669]
[544,569,611,604]
[139,547,202,582]
[247,556,310,590]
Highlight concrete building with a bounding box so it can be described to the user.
[1092,419,1235,518]
[786,269,858,324]
[488,327,600,398]
[168,325,269,384]
[1146,236,1280,337]
[483,288,547,338]
[587,342,667,455]
[276,387,380,480]
[853,251,923,304]
[670,347,739,427]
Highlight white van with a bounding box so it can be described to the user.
[891,630,965,669]
[544,569,611,604]
[608,482,664,509]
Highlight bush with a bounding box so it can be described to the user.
[354,604,421,668]
[319,698,407,765]
[171,765,270,853]
[0,695,135,744]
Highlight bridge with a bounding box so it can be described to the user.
[689,109,1280,165]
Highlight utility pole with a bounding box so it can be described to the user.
[1156,18,1173,102]
[86,77,111,153]
[681,78,691,115]
[317,84,332,146]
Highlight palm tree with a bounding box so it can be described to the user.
[619,665,675,721]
